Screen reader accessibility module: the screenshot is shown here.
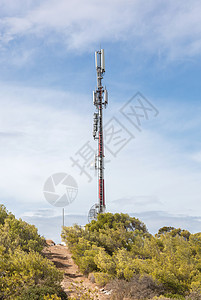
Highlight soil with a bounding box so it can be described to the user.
[43,244,112,299]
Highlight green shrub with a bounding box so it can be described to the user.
[0,214,46,253]
[0,248,64,299]
[0,204,9,224]
[18,285,67,300]
[93,272,114,286]
[61,212,201,297]
[0,205,65,300]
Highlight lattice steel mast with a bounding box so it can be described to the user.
[88,49,108,221]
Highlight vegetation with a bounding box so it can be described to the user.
[61,212,201,299]
[1,204,201,299]
[0,204,67,300]
[67,281,99,300]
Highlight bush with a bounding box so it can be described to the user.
[61,213,148,275]
[18,285,67,300]
[0,204,9,224]
[43,295,62,300]
[93,272,114,286]
[61,213,201,297]
[0,205,65,300]
[0,214,46,253]
[0,248,64,299]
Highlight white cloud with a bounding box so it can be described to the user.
[0,81,201,233]
[21,210,201,243]
[0,0,201,59]
[105,126,201,217]
[0,82,94,204]
[191,152,201,163]
[22,211,88,243]
[1,1,201,238]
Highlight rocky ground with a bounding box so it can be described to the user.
[43,244,112,300]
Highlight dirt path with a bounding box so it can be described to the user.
[43,244,111,299]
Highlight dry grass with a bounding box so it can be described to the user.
[105,275,164,300]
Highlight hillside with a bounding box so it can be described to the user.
[61,213,201,299]
[1,205,201,299]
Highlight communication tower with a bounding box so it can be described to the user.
[88,49,108,222]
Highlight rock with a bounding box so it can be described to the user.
[46,239,55,246]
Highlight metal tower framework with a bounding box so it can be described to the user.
[92,49,108,216]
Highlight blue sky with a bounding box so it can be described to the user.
[0,0,201,242]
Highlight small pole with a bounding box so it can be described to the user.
[62,208,65,227]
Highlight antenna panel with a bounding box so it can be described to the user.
[95,51,98,69]
[101,49,105,72]
[104,88,108,106]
